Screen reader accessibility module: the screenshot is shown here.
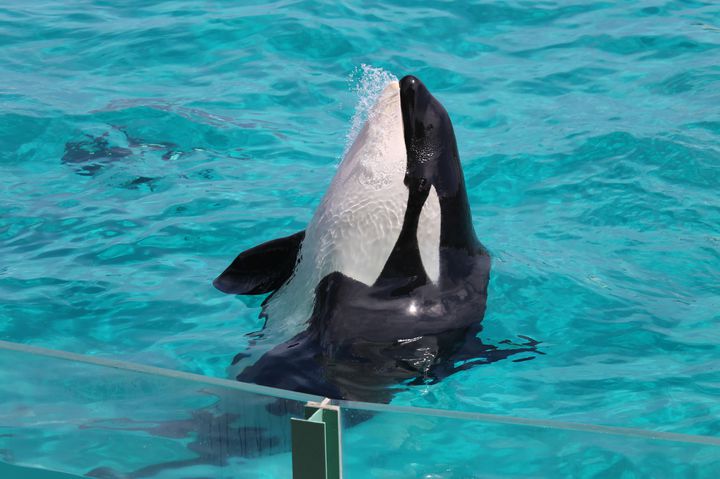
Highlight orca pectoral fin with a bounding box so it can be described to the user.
[213,230,305,295]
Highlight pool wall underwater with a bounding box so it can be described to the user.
[1,340,718,478]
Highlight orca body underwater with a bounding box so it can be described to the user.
[215,76,537,402]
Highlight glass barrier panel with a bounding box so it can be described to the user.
[4,339,719,479]
[340,402,720,479]
[0,341,322,479]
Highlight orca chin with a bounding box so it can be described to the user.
[214,74,541,401]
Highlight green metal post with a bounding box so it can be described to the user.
[291,398,342,479]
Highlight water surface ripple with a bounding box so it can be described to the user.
[1,0,719,436]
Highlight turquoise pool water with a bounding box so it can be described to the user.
[1,0,719,441]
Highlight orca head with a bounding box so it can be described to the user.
[399,76,478,254]
[375,76,480,286]
[400,75,460,196]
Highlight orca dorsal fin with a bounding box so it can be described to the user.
[213,230,305,295]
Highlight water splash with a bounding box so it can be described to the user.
[344,64,398,155]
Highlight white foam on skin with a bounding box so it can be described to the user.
[345,64,399,154]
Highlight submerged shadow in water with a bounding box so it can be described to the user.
[61,128,178,178]
[83,389,304,479]
[61,133,133,176]
[235,323,544,404]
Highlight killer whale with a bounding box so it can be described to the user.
[215,75,538,401]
